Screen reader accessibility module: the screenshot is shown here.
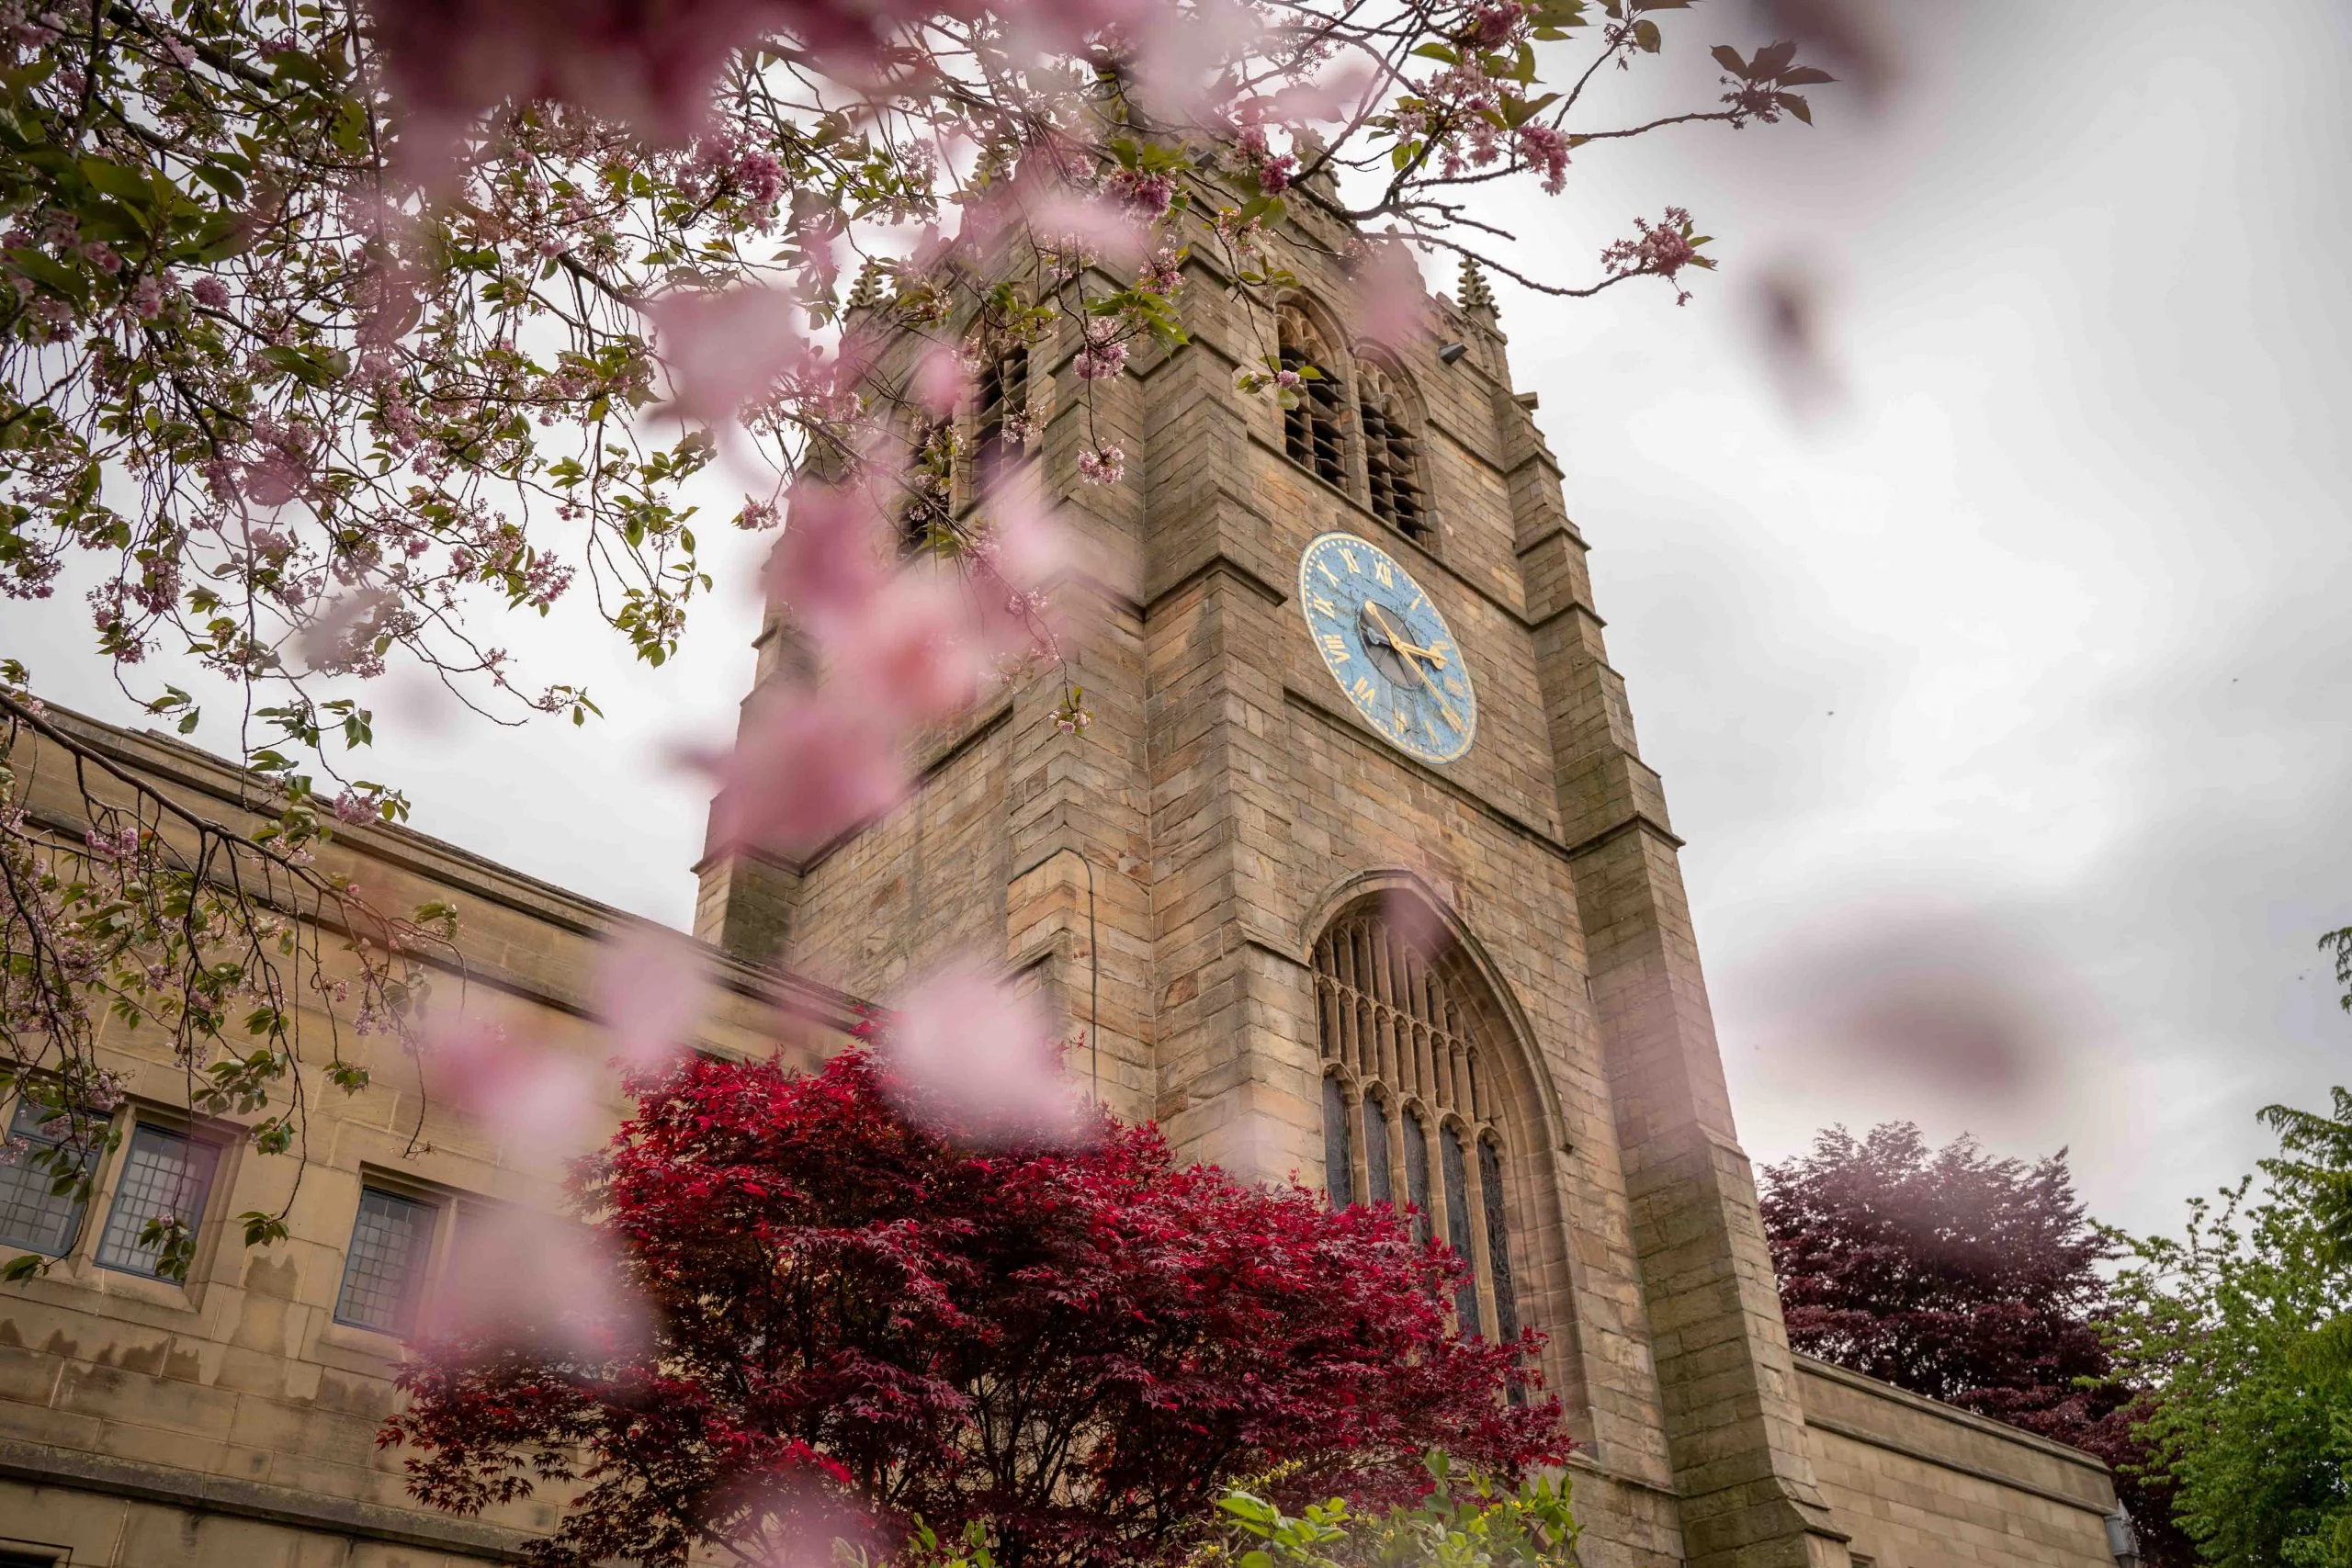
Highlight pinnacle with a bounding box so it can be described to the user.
[846,255,888,312]
[1456,256,1497,319]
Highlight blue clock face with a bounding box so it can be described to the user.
[1297,531,1477,765]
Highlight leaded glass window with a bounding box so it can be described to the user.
[334,1187,437,1335]
[1480,1136,1519,1344]
[96,1124,218,1278]
[1403,1109,1431,1246]
[1322,1073,1352,1204]
[1312,902,1522,1342]
[0,1098,99,1258]
[1442,1123,1476,1325]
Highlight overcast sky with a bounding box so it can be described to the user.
[12,1,2346,1240]
[1496,0,2352,1237]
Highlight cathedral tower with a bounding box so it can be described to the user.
[694,202,1855,1568]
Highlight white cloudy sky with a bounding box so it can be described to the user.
[11,1,2346,1238]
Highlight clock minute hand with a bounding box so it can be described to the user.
[1366,604,1462,732]
[1364,602,1448,669]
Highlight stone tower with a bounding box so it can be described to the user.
[692,203,1854,1568]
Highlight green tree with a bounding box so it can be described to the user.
[2107,1089,2352,1567]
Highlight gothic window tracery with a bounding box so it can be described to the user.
[1314,901,1523,1345]
[1356,357,1430,546]
[1278,302,1350,489]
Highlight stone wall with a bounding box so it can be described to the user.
[1792,1356,2121,1568]
[0,713,861,1567]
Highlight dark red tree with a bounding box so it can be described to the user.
[381,1049,1567,1568]
[1758,1122,2182,1563]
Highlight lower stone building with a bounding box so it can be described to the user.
[2,199,2137,1568]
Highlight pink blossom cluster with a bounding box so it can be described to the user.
[1074,320,1129,382]
[1076,445,1125,486]
[1600,206,1706,305]
[1514,124,1569,194]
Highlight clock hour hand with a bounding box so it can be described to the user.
[1363,602,1449,670]
[1364,604,1461,732]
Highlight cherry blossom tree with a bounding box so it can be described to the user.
[0,0,1838,1259]
[380,1046,1569,1568]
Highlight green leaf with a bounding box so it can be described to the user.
[1779,65,1836,86]
[1633,18,1662,51]
[1751,38,1799,77]
[79,158,153,207]
[1774,92,1812,124]
[1710,44,1748,77]
[1410,42,1458,64]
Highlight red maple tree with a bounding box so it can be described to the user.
[381,1049,1567,1568]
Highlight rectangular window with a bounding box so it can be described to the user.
[334,1186,438,1335]
[0,1098,101,1257]
[95,1124,220,1278]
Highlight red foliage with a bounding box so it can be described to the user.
[1759,1123,2182,1562]
[381,1050,1567,1568]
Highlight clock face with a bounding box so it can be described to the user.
[1297,530,1477,765]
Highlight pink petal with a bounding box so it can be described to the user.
[1352,242,1431,346]
[701,684,910,858]
[1025,187,1152,272]
[819,572,992,727]
[910,345,968,416]
[594,926,712,1077]
[424,1014,608,1157]
[720,1475,879,1568]
[420,1203,649,1358]
[762,480,891,630]
[885,963,1087,1146]
[643,284,809,428]
[982,491,1070,593]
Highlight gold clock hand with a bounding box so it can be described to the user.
[1364,602,1448,669]
[1362,603,1462,730]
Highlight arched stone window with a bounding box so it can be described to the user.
[1356,356,1430,546]
[1278,302,1350,489]
[1314,901,1522,1344]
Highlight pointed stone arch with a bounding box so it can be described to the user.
[1300,872,1584,1408]
[1351,346,1431,547]
[1275,295,1353,490]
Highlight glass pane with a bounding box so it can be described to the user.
[1321,1075,1352,1207]
[0,1099,98,1258]
[1404,1111,1431,1246]
[1480,1137,1520,1345]
[96,1125,218,1277]
[334,1187,436,1335]
[1442,1124,1477,1329]
[1364,1092,1393,1206]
